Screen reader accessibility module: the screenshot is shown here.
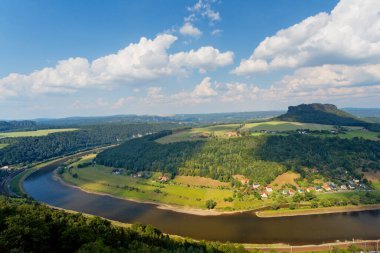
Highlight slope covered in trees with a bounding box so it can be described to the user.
[0,197,246,253]
[96,131,380,183]
[0,123,180,166]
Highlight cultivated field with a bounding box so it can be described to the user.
[270,172,300,189]
[0,128,78,138]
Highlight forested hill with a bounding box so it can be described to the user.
[275,103,369,126]
[96,132,380,184]
[0,120,37,132]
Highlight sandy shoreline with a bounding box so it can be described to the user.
[256,204,380,218]
[53,171,380,218]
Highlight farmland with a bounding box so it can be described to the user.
[0,128,78,138]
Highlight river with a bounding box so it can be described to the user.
[23,164,380,245]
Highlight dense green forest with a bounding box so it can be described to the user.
[96,132,380,184]
[0,197,246,253]
[0,123,180,166]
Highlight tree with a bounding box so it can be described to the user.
[206,200,217,209]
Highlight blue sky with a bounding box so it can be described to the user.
[1,0,379,119]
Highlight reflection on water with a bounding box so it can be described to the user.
[24,167,380,245]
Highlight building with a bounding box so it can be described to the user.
[298,189,304,193]
[322,183,331,192]
[315,186,323,192]
[340,185,347,190]
[288,189,295,196]
[265,186,273,193]
[252,183,260,189]
[260,192,268,198]
[0,165,10,170]
[112,169,121,175]
[226,132,239,137]
[241,178,250,185]
[306,187,314,193]
[158,176,169,182]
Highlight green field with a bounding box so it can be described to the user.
[0,143,8,149]
[0,128,78,138]
[157,121,379,143]
[61,155,271,211]
[241,121,337,132]
[157,124,240,143]
[373,182,380,190]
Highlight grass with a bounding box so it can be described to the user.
[156,124,241,143]
[157,121,379,144]
[241,121,336,132]
[0,128,78,138]
[372,182,380,190]
[0,143,8,149]
[61,158,273,211]
[9,160,56,196]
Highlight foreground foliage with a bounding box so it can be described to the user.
[0,197,246,253]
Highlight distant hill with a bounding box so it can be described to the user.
[275,103,370,127]
[0,120,37,132]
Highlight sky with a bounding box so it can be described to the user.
[1,0,380,119]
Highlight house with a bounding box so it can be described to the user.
[252,183,260,189]
[137,172,143,177]
[226,131,239,137]
[353,179,360,184]
[288,189,295,196]
[0,165,9,170]
[298,189,304,194]
[260,192,268,198]
[306,187,314,193]
[241,178,250,185]
[315,186,323,192]
[348,183,356,190]
[328,182,337,191]
[282,189,289,196]
[265,186,273,193]
[112,169,121,175]
[158,176,169,182]
[322,183,331,192]
[340,185,348,190]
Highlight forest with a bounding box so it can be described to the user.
[0,123,180,166]
[96,132,380,184]
[0,197,246,253]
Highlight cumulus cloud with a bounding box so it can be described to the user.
[179,22,202,37]
[0,34,233,98]
[145,77,218,105]
[233,0,380,75]
[170,47,234,73]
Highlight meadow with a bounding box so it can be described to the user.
[0,144,8,149]
[0,128,78,138]
[156,121,379,144]
[61,155,272,211]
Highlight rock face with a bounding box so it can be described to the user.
[276,103,368,126]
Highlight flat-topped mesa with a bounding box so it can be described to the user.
[276,103,368,126]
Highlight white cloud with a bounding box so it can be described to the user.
[211,29,222,36]
[186,0,221,24]
[233,0,380,75]
[179,22,202,37]
[170,47,234,73]
[0,34,233,98]
[145,77,218,105]
[111,97,134,109]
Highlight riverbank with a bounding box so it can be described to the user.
[256,204,380,218]
[55,171,252,216]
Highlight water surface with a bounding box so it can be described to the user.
[24,166,380,245]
